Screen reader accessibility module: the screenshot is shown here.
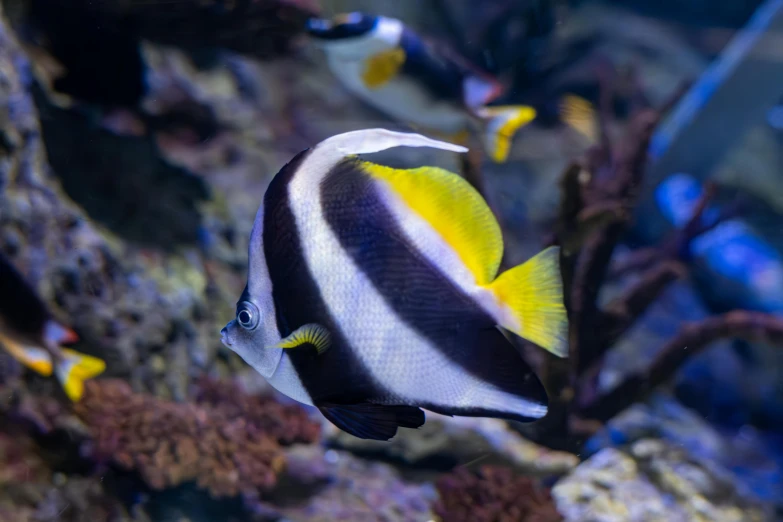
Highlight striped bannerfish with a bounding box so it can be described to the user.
[0,252,105,401]
[306,13,537,163]
[220,129,568,440]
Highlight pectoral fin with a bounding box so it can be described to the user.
[277,324,332,355]
[319,402,425,440]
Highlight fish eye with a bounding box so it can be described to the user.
[237,301,260,330]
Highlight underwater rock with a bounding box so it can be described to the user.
[0,3,238,396]
[552,439,767,522]
[8,0,319,107]
[434,465,562,522]
[33,86,211,250]
[585,395,783,513]
[266,444,437,522]
[325,412,578,477]
[74,379,320,498]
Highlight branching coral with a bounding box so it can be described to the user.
[433,465,562,522]
[74,379,320,498]
[521,83,783,450]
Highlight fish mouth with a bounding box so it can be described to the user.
[305,13,377,40]
[220,326,231,348]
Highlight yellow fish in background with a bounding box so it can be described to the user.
[220,129,568,441]
[307,12,537,163]
[0,252,105,401]
[559,93,600,144]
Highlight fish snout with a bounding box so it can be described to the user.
[220,325,232,348]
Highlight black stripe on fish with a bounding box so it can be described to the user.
[261,150,400,407]
[398,26,500,109]
[398,27,466,104]
[320,158,547,422]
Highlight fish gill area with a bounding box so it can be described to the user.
[0,1,782,521]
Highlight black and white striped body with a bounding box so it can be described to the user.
[221,131,551,439]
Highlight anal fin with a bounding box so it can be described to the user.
[319,403,425,440]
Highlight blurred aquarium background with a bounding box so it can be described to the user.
[0,0,782,520]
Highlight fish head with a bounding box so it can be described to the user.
[306,12,377,40]
[220,286,282,379]
[306,13,402,61]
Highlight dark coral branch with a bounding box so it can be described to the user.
[678,182,717,244]
[570,223,625,372]
[608,183,738,280]
[460,146,490,201]
[597,260,687,350]
[608,247,660,278]
[553,163,585,261]
[578,311,783,422]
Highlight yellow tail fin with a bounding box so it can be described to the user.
[486,246,568,357]
[55,348,106,401]
[478,105,537,163]
[559,94,598,143]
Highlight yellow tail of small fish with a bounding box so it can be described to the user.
[486,246,568,357]
[55,348,106,402]
[559,94,598,143]
[478,105,537,163]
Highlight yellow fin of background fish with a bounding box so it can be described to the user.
[362,47,406,89]
[0,334,53,376]
[55,348,106,402]
[486,246,568,357]
[477,105,537,163]
[277,323,332,354]
[361,161,503,284]
[560,94,598,143]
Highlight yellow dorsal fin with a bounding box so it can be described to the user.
[362,47,406,89]
[361,161,503,284]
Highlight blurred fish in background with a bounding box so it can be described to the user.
[0,252,105,401]
[307,12,538,162]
